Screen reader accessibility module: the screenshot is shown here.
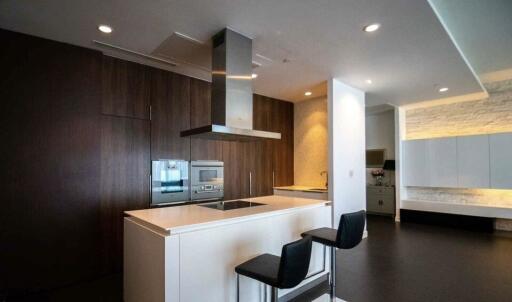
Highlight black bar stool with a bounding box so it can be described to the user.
[235,236,313,302]
[301,210,366,301]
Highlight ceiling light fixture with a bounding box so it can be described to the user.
[439,87,449,92]
[366,79,373,84]
[363,23,380,33]
[251,73,258,79]
[98,25,113,34]
[305,91,312,96]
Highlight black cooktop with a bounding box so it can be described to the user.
[199,200,266,211]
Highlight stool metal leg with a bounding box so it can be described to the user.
[263,283,267,302]
[330,246,336,301]
[236,273,240,302]
[270,287,278,302]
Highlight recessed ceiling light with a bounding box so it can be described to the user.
[305,91,312,96]
[363,23,380,33]
[366,79,373,84]
[251,73,258,79]
[439,87,449,92]
[98,25,113,34]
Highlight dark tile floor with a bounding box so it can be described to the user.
[6,215,512,302]
[292,215,512,302]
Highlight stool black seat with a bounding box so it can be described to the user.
[302,210,366,249]
[235,253,280,287]
[301,210,366,301]
[235,236,312,301]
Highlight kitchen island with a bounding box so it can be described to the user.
[124,195,332,302]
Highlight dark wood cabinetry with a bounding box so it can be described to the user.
[102,56,151,119]
[100,116,150,272]
[190,78,223,161]
[272,100,294,186]
[252,95,294,193]
[150,69,191,160]
[0,30,103,294]
[0,29,294,298]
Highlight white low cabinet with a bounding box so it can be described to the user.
[490,133,512,189]
[403,139,428,187]
[427,138,458,188]
[457,135,490,188]
[402,132,512,190]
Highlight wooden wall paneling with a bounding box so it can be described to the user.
[253,94,273,131]
[150,69,191,160]
[102,56,151,119]
[272,99,294,187]
[190,78,223,161]
[248,139,274,197]
[252,95,276,196]
[100,116,150,273]
[222,141,241,200]
[0,30,103,294]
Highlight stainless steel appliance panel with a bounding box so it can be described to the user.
[191,160,224,201]
[151,160,190,206]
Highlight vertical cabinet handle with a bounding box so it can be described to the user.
[272,171,275,188]
[249,172,252,197]
[149,174,152,205]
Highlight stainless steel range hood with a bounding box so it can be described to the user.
[180,28,281,141]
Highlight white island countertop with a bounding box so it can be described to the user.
[125,195,331,235]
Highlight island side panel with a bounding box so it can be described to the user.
[178,205,331,302]
[124,218,179,302]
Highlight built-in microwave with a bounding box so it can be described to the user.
[190,160,224,201]
[151,160,190,206]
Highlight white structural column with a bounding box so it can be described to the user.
[327,78,367,227]
[395,106,406,221]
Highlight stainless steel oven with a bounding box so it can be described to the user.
[151,160,190,206]
[191,160,224,201]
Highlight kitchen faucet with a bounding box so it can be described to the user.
[320,171,328,188]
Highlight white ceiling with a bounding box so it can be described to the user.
[0,0,483,105]
[428,0,512,77]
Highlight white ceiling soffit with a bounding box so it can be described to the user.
[0,0,483,105]
[428,0,512,83]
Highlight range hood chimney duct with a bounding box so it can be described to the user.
[180,28,281,141]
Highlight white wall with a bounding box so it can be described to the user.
[365,110,395,159]
[328,78,366,227]
[365,109,396,186]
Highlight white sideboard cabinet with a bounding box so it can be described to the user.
[402,132,512,190]
[457,135,490,188]
[490,133,512,189]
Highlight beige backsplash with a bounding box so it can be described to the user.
[294,97,328,187]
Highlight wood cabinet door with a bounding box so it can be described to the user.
[0,30,103,291]
[247,140,274,197]
[190,79,223,161]
[222,141,251,199]
[102,56,150,119]
[100,116,150,272]
[150,69,190,160]
[272,100,294,187]
[252,95,281,196]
